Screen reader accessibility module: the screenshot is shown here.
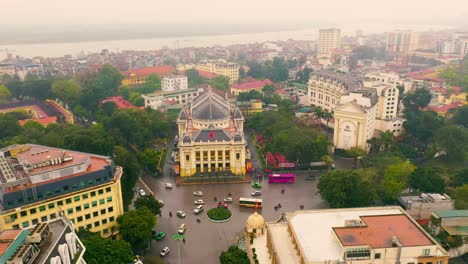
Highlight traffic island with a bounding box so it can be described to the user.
[207,207,232,223]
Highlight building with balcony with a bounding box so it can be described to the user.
[161,75,188,92]
[307,71,360,112]
[196,60,239,83]
[0,144,124,237]
[0,217,86,264]
[248,206,449,264]
[176,88,247,177]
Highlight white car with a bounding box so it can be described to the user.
[165,183,173,189]
[251,190,262,196]
[193,191,204,196]
[160,246,170,257]
[194,205,204,214]
[138,189,146,197]
[194,199,204,205]
[223,197,233,203]
[158,200,164,206]
[176,211,186,218]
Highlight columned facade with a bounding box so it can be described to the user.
[177,88,247,177]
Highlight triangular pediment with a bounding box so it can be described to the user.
[335,101,366,114]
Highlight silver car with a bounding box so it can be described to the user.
[160,247,170,256]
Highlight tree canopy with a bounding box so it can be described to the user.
[51,79,80,103]
[318,170,377,208]
[0,85,12,103]
[118,207,157,252]
[247,57,289,82]
[454,184,468,209]
[220,245,249,264]
[434,125,468,160]
[134,196,162,215]
[210,75,230,91]
[409,167,445,193]
[78,231,134,264]
[381,161,416,201]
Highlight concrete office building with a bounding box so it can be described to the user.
[386,30,419,53]
[161,75,188,92]
[317,28,341,58]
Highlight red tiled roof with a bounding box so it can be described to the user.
[428,101,463,113]
[101,96,138,109]
[334,214,433,248]
[122,65,174,77]
[0,229,22,255]
[231,79,272,90]
[275,89,287,94]
[18,116,57,126]
[196,70,217,79]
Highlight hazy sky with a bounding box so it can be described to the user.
[2,0,468,27]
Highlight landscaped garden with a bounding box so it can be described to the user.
[207,207,232,221]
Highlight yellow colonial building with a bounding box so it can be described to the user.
[0,144,124,237]
[176,88,247,177]
[196,60,239,83]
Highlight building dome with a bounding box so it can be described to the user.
[246,212,265,230]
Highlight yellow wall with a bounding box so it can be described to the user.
[230,86,263,96]
[0,167,124,237]
[122,74,145,86]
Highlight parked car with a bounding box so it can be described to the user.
[193,191,204,196]
[165,183,173,189]
[194,199,204,205]
[223,197,233,203]
[176,211,186,218]
[178,223,186,234]
[138,189,146,197]
[154,231,166,241]
[251,190,262,196]
[160,247,170,257]
[194,205,204,214]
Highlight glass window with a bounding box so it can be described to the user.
[75,206,81,212]
[12,224,20,229]
[108,206,113,213]
[22,221,29,228]
[72,184,78,189]
[86,224,92,229]
[109,216,115,222]
[77,216,83,222]
[83,193,89,199]
[41,216,47,222]
[103,229,109,234]
[57,200,63,206]
[30,208,37,214]
[90,191,96,197]
[99,199,105,205]
[88,180,94,185]
[80,181,85,187]
[32,219,38,225]
[50,213,56,219]
[45,191,52,196]
[48,203,55,209]
[85,214,91,220]
[102,219,107,224]
[98,189,104,195]
[66,198,72,204]
[100,209,106,215]
[67,208,73,214]
[39,205,46,212]
[84,203,89,209]
[92,201,97,207]
[375,253,381,259]
[74,196,80,202]
[107,197,112,202]
[37,193,43,199]
[94,221,100,227]
[63,185,69,191]
[93,211,98,217]
[106,187,111,192]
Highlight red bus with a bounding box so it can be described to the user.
[268,173,295,183]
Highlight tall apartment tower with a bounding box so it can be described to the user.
[386,30,419,53]
[317,28,341,58]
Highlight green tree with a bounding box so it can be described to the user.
[318,170,377,208]
[0,85,12,103]
[134,196,162,215]
[409,167,445,193]
[402,88,432,113]
[21,78,54,100]
[451,105,468,127]
[434,125,468,160]
[51,79,80,103]
[237,90,262,101]
[118,207,157,252]
[262,84,275,97]
[452,169,468,187]
[136,74,161,94]
[381,161,416,201]
[143,256,166,264]
[296,67,312,84]
[210,75,230,91]
[137,148,158,171]
[454,184,468,209]
[403,110,445,145]
[186,68,208,86]
[346,147,367,169]
[0,113,23,140]
[113,145,141,210]
[219,245,250,264]
[80,232,134,264]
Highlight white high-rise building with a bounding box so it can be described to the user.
[317,28,341,58]
[161,75,188,92]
